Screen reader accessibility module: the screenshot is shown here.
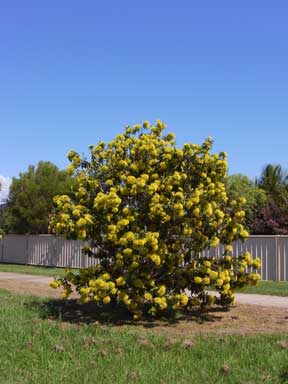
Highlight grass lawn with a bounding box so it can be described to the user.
[0,288,288,384]
[0,263,77,278]
[235,280,288,297]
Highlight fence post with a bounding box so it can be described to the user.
[275,235,280,281]
[0,237,3,262]
[53,236,57,267]
[25,235,29,264]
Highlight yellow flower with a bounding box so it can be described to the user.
[157,285,166,296]
[80,287,90,296]
[78,229,87,239]
[244,252,252,264]
[203,260,211,267]
[133,313,142,321]
[123,248,133,257]
[210,237,220,247]
[203,277,210,285]
[154,297,167,310]
[179,293,189,306]
[116,277,126,286]
[239,196,247,204]
[72,209,81,217]
[67,164,75,174]
[252,258,261,269]
[49,281,59,289]
[95,278,106,289]
[144,292,152,301]
[225,245,233,253]
[143,121,150,128]
[240,229,249,238]
[150,254,161,266]
[103,296,111,304]
[209,270,218,279]
[194,276,202,284]
[127,175,137,185]
[208,294,215,304]
[216,279,224,287]
[131,261,139,269]
[223,283,230,291]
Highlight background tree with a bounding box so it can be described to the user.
[50,120,260,319]
[251,164,288,234]
[252,201,288,235]
[3,161,74,234]
[226,174,267,231]
[256,164,288,204]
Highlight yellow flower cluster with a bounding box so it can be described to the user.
[49,120,261,318]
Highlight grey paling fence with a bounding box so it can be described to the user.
[0,235,98,269]
[0,234,288,281]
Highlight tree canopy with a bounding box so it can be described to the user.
[256,164,288,204]
[248,164,288,234]
[252,201,288,235]
[3,161,74,234]
[226,174,267,231]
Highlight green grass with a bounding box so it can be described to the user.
[0,288,288,384]
[236,280,288,297]
[0,263,77,278]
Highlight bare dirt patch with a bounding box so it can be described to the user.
[139,304,288,337]
[0,279,63,298]
[1,278,287,336]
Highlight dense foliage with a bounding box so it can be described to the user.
[3,162,74,234]
[226,174,267,231]
[251,164,288,234]
[50,121,260,319]
[252,201,288,235]
[256,164,288,204]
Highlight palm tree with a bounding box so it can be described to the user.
[256,164,288,204]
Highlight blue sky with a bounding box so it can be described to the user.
[1,0,288,198]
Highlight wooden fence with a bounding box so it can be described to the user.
[0,234,287,281]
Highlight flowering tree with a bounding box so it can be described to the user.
[50,120,260,319]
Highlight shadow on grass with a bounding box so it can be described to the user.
[279,369,288,384]
[26,298,231,327]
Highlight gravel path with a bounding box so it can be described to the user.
[231,292,288,308]
[0,272,288,308]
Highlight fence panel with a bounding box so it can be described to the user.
[236,236,277,281]
[28,235,55,266]
[2,235,28,264]
[1,234,288,280]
